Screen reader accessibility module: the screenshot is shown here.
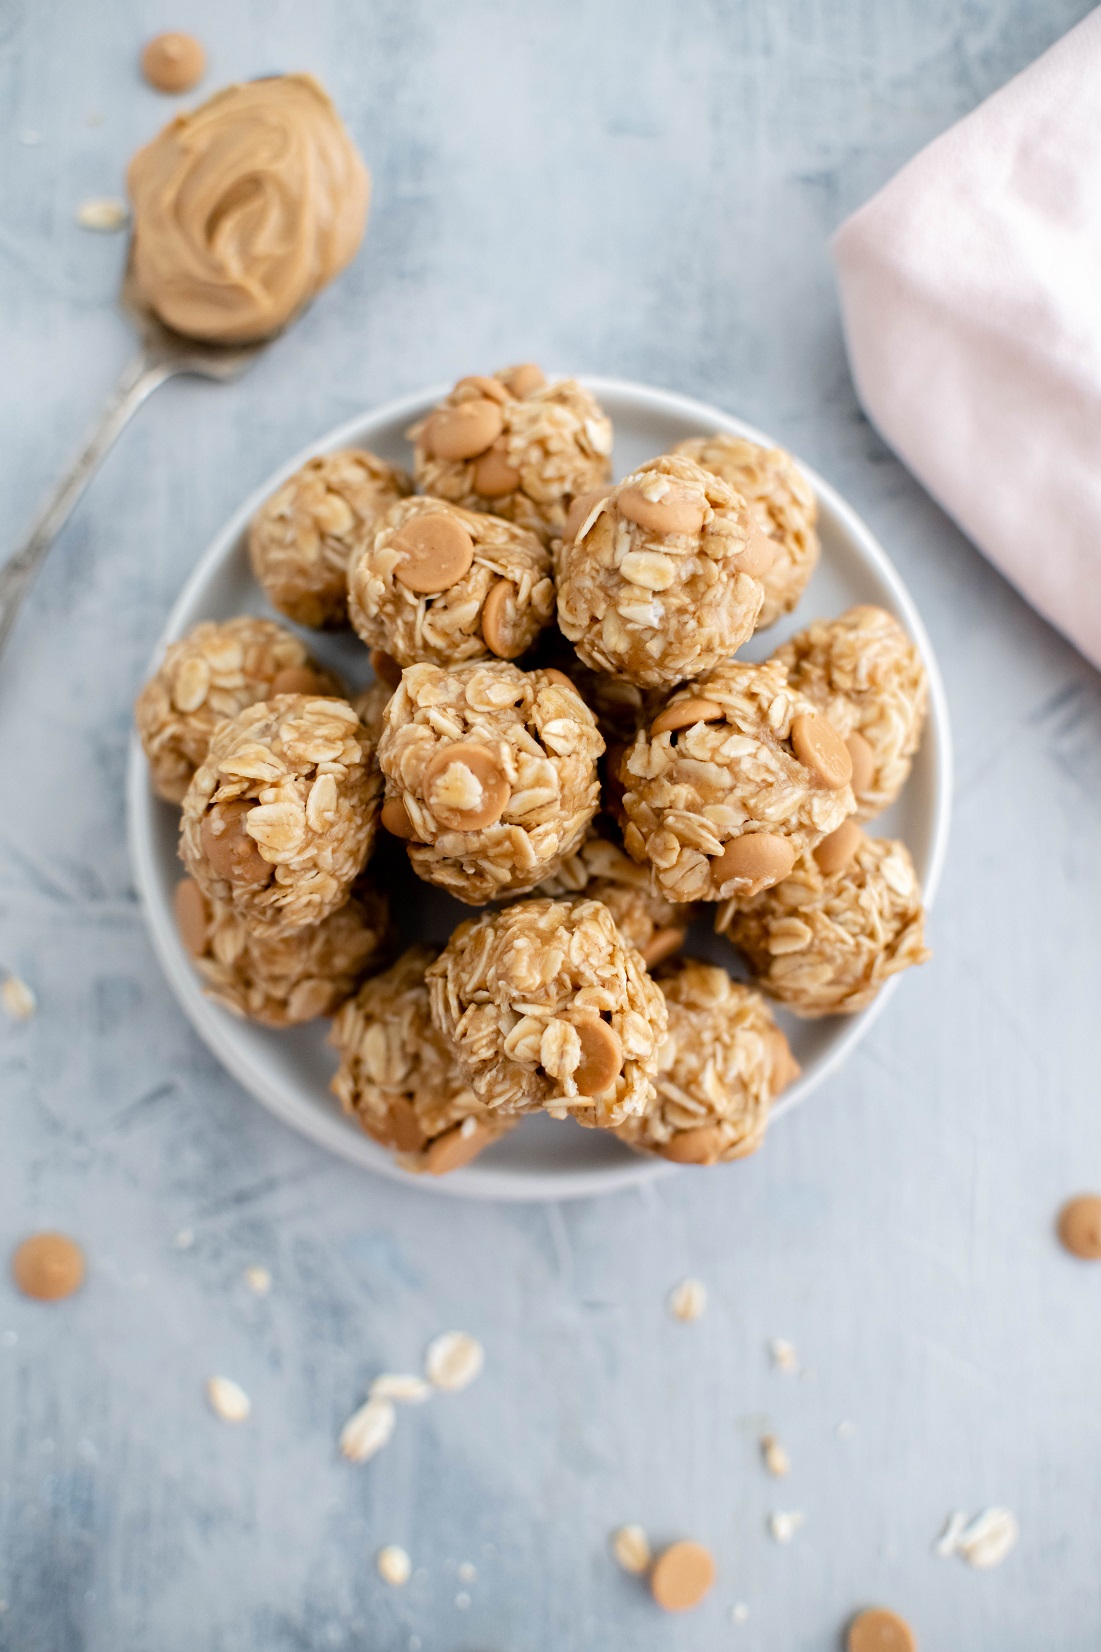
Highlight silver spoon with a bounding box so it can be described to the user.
[0,260,272,660]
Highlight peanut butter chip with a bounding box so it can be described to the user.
[813,819,865,876]
[500,362,545,398]
[1057,1194,1101,1260]
[201,801,272,885]
[140,31,205,93]
[540,668,575,692]
[481,579,523,658]
[381,796,421,842]
[736,521,778,577]
[269,667,332,697]
[369,648,404,689]
[392,513,475,594]
[650,1541,716,1612]
[572,1018,623,1095]
[791,713,853,789]
[387,1096,428,1154]
[847,1607,917,1652]
[640,926,687,969]
[711,833,795,889]
[454,374,510,405]
[424,399,503,461]
[617,483,706,537]
[174,878,210,957]
[424,1119,495,1175]
[846,730,876,795]
[472,445,521,498]
[563,487,610,542]
[650,697,725,737]
[422,742,510,831]
[12,1233,85,1301]
[658,1125,726,1165]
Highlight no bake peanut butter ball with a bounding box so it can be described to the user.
[180,694,380,937]
[376,660,603,905]
[555,454,774,688]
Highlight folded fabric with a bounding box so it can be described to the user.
[832,9,1101,671]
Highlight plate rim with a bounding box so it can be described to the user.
[126,375,952,1203]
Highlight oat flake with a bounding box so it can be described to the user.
[2,975,36,1021]
[76,196,128,231]
[611,1524,651,1574]
[761,1433,790,1477]
[769,1337,799,1374]
[370,1372,433,1405]
[206,1376,250,1423]
[376,1545,411,1586]
[340,1397,396,1462]
[243,1266,271,1295]
[668,1277,707,1322]
[937,1507,1018,1569]
[425,1331,484,1391]
[768,1510,805,1544]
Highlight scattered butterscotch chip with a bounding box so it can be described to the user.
[668,1278,707,1322]
[2,974,37,1021]
[611,1524,651,1574]
[11,1233,85,1301]
[847,1606,917,1652]
[1057,1193,1101,1259]
[141,32,206,93]
[205,1376,250,1423]
[650,1540,715,1612]
[376,1545,412,1586]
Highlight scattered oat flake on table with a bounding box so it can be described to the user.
[2,975,36,1021]
[340,1397,396,1462]
[206,1376,250,1423]
[243,1266,271,1295]
[953,1507,1019,1569]
[934,1510,967,1557]
[769,1510,805,1544]
[760,1433,791,1477]
[611,1524,652,1574]
[668,1277,707,1322]
[76,197,128,231]
[731,1602,749,1624]
[455,1592,471,1610]
[836,1419,856,1439]
[376,1545,411,1586]
[173,1228,195,1250]
[425,1330,484,1391]
[769,1336,799,1373]
[457,1561,476,1582]
[370,1372,432,1405]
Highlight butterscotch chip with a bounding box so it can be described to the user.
[1057,1194,1101,1260]
[140,31,205,93]
[659,1124,728,1165]
[500,362,546,398]
[710,833,795,892]
[639,926,687,969]
[791,713,853,789]
[562,486,612,544]
[411,371,612,544]
[538,831,692,967]
[370,649,404,690]
[481,578,525,659]
[175,878,210,956]
[269,667,333,697]
[541,668,576,692]
[423,399,504,461]
[201,801,272,886]
[735,521,778,576]
[650,697,725,737]
[617,481,706,537]
[650,1541,715,1612]
[673,433,819,628]
[813,819,865,876]
[12,1233,85,1301]
[423,1118,498,1175]
[381,795,421,841]
[422,741,510,831]
[847,1606,917,1652]
[472,446,521,498]
[574,1018,624,1095]
[392,512,475,594]
[776,607,927,820]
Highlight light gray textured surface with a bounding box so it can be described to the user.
[1,3,1098,1648]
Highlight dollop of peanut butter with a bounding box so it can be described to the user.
[127,74,369,343]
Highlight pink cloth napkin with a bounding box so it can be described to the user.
[832,9,1101,670]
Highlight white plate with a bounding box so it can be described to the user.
[127,378,952,1202]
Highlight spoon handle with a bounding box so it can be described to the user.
[0,349,176,663]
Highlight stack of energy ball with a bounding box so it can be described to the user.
[136,366,930,1177]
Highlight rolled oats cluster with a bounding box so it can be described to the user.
[410,366,613,545]
[426,897,668,1126]
[347,496,554,668]
[615,959,799,1164]
[775,606,928,819]
[377,660,603,904]
[330,946,514,1174]
[180,694,380,937]
[621,658,856,905]
[136,617,340,802]
[539,831,691,970]
[673,433,819,628]
[719,831,930,1016]
[555,454,772,688]
[248,449,412,629]
[175,875,389,1025]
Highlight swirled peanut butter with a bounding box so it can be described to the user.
[127,74,369,343]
